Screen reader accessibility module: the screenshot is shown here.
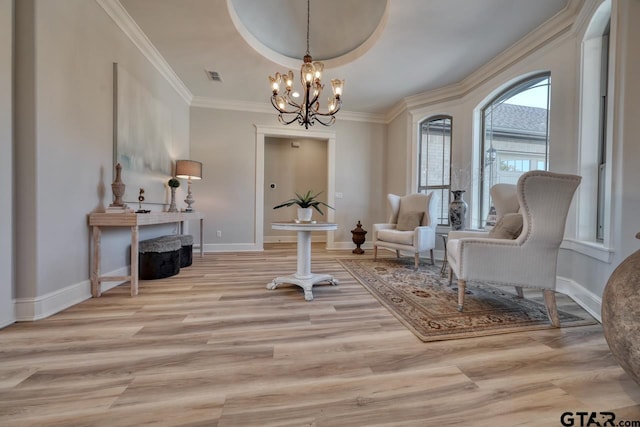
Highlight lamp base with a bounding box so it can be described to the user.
[183,179,195,212]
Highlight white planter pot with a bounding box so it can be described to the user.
[297,207,313,221]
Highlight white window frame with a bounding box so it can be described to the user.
[417,115,453,226]
[572,0,615,262]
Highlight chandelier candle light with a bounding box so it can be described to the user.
[175,159,202,212]
[268,0,344,129]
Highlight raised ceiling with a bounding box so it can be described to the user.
[118,0,570,116]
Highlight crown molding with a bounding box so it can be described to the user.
[191,96,272,113]
[191,96,386,124]
[395,0,583,116]
[95,0,193,105]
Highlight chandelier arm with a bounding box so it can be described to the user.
[284,97,302,110]
[313,115,336,127]
[271,95,302,114]
[313,99,342,117]
[278,113,303,126]
[297,113,313,129]
[307,90,320,107]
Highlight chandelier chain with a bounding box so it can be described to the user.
[306,0,310,56]
[268,0,343,129]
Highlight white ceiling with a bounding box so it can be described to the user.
[118,0,569,115]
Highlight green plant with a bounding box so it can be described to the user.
[168,178,181,188]
[273,190,335,215]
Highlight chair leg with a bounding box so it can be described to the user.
[396,250,400,259]
[515,286,524,298]
[414,253,419,270]
[430,249,435,265]
[457,279,466,312]
[448,266,453,286]
[543,289,560,327]
[373,245,378,261]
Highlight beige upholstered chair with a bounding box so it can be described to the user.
[447,171,581,326]
[373,193,437,269]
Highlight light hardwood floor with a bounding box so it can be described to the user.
[1,244,639,426]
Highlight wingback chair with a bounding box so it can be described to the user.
[373,193,437,269]
[447,171,581,326]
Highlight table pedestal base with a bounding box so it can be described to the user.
[267,274,339,301]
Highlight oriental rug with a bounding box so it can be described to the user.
[338,258,597,342]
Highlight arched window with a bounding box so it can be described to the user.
[418,115,452,226]
[479,73,551,226]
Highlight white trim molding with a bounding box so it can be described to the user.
[15,268,127,322]
[95,0,193,105]
[387,0,583,122]
[560,238,614,263]
[191,96,386,123]
[557,275,603,323]
[254,125,336,252]
[203,243,263,252]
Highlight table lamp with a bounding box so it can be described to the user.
[175,159,202,212]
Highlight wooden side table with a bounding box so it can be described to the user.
[267,221,338,301]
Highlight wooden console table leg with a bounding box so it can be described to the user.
[91,226,102,297]
[131,225,139,296]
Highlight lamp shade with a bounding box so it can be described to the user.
[175,160,202,180]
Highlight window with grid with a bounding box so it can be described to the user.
[418,116,452,226]
[479,74,551,227]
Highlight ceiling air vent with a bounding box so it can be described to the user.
[205,70,222,82]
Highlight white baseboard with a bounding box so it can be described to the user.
[15,267,128,322]
[202,243,262,252]
[557,276,602,323]
[264,236,327,244]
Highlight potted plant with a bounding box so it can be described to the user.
[167,178,180,212]
[274,190,334,221]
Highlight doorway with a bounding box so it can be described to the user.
[264,137,328,242]
[255,125,336,250]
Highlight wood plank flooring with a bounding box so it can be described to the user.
[1,244,639,426]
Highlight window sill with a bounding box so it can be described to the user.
[560,238,614,263]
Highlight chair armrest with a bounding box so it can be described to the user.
[414,225,436,250]
[448,230,489,240]
[373,223,396,240]
[373,223,396,232]
[454,237,524,282]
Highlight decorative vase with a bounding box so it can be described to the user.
[110,163,125,207]
[351,220,367,254]
[297,207,313,222]
[448,190,468,230]
[602,232,640,385]
[168,187,178,212]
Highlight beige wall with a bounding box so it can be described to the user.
[0,0,14,327]
[189,107,386,250]
[11,0,190,320]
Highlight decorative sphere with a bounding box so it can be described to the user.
[602,234,640,385]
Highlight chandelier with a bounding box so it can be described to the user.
[268,0,344,129]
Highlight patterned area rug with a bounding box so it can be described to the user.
[338,258,597,342]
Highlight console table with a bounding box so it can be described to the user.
[267,221,338,301]
[89,211,204,297]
